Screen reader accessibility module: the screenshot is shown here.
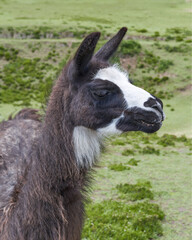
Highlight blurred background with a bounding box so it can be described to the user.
[0,0,191,239]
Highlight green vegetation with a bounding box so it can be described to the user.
[0,0,191,239]
[122,148,135,156]
[140,146,160,155]
[82,200,165,240]
[127,158,140,166]
[0,45,19,60]
[138,50,174,73]
[0,0,190,35]
[116,181,154,201]
[120,40,142,56]
[109,163,131,171]
[164,27,192,42]
[90,132,191,239]
[0,53,55,105]
[154,42,192,53]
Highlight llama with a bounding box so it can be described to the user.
[0,27,164,240]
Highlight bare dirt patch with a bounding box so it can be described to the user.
[185,8,192,12]
[0,59,8,70]
[177,83,192,94]
[120,56,137,72]
[159,72,177,78]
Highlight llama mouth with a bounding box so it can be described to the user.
[136,119,161,128]
[116,110,163,133]
[134,118,162,133]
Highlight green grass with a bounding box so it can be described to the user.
[127,158,140,166]
[120,40,142,56]
[82,200,165,240]
[91,133,192,239]
[116,180,154,201]
[109,163,131,171]
[0,0,192,239]
[0,0,191,35]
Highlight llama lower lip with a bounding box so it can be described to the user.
[116,114,162,133]
[136,119,158,127]
[136,119,162,133]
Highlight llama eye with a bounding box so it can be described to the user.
[92,90,110,98]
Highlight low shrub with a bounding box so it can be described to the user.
[109,163,131,171]
[157,134,176,147]
[152,31,160,37]
[136,29,148,33]
[82,200,165,240]
[141,50,173,73]
[111,138,126,146]
[116,181,154,201]
[165,27,192,36]
[175,36,184,42]
[157,134,192,148]
[0,45,19,61]
[127,158,140,166]
[122,148,135,156]
[120,40,142,56]
[163,43,191,53]
[140,146,160,155]
[157,59,173,72]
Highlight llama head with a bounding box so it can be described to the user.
[67,27,164,137]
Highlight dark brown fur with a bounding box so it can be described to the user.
[0,66,87,240]
[0,27,165,239]
[8,108,41,122]
[0,28,130,240]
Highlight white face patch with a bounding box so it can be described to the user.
[94,65,154,111]
[97,115,123,136]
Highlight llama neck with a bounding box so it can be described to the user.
[38,75,79,184]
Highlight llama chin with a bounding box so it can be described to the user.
[73,117,122,169]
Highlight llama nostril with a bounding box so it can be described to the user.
[152,105,159,111]
[144,98,164,121]
[151,104,164,121]
[151,104,161,112]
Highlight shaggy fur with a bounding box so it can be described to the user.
[0,27,164,240]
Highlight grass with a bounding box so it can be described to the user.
[158,94,192,137]
[127,158,140,166]
[82,200,164,240]
[0,0,191,35]
[140,146,160,155]
[116,180,154,201]
[109,163,131,171]
[0,0,192,239]
[120,40,142,56]
[90,132,192,239]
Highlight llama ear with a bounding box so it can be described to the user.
[73,32,101,75]
[94,27,127,61]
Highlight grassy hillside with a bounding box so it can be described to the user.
[0,0,191,239]
[0,0,191,34]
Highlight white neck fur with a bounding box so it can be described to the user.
[73,126,102,168]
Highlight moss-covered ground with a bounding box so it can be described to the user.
[0,0,191,239]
